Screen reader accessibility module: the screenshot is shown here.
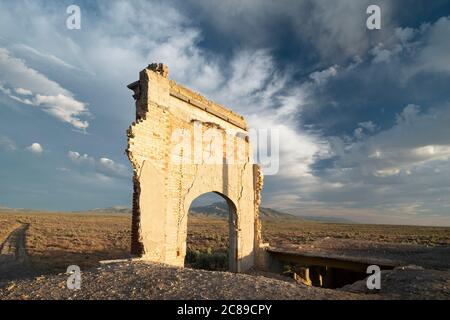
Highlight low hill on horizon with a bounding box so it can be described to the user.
[189,201,299,220]
[0,204,353,223]
[81,206,132,214]
[79,203,298,220]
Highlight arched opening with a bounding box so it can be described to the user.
[185,192,238,271]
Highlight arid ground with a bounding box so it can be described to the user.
[0,210,449,299]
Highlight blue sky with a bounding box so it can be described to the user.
[0,0,450,226]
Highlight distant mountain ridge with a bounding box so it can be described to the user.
[298,215,354,223]
[82,202,298,220]
[84,206,132,214]
[189,202,354,223]
[189,202,298,220]
[0,204,353,223]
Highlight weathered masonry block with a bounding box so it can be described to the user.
[126,63,264,272]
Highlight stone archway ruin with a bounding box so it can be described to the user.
[126,63,264,272]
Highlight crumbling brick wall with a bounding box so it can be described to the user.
[126,63,264,272]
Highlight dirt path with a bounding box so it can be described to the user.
[0,223,31,280]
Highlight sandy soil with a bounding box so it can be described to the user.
[0,212,448,300]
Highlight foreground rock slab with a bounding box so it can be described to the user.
[0,261,358,300]
[0,261,448,300]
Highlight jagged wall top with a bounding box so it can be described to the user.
[128,63,248,131]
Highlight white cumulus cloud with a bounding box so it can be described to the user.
[68,151,130,179]
[27,142,43,155]
[67,150,94,165]
[309,65,338,85]
[0,48,89,130]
